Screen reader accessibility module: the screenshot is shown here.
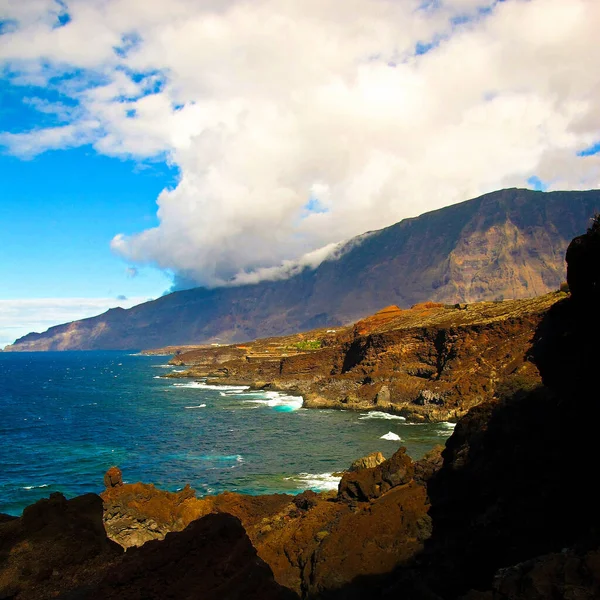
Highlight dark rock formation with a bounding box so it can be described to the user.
[0,493,121,600]
[0,491,297,600]
[406,210,600,599]
[91,513,298,600]
[338,447,414,502]
[6,188,600,351]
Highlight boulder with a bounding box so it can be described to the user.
[103,466,123,488]
[349,451,386,472]
[338,447,414,502]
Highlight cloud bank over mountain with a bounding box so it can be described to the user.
[2,0,600,286]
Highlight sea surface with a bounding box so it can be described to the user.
[0,351,454,516]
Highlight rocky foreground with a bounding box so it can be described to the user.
[2,216,600,599]
[163,292,563,422]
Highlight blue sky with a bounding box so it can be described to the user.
[0,143,175,346]
[1,0,599,347]
[0,145,175,300]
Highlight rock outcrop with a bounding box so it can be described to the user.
[0,493,121,600]
[0,492,297,600]
[338,447,414,502]
[6,188,600,351]
[91,513,298,600]
[348,451,385,472]
[99,454,437,598]
[101,481,200,547]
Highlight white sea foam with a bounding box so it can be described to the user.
[440,422,456,428]
[242,391,303,412]
[359,411,406,421]
[285,472,341,492]
[201,454,244,463]
[185,404,207,409]
[173,382,250,391]
[380,431,402,441]
[22,484,49,490]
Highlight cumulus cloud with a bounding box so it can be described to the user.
[0,297,147,348]
[2,0,600,286]
[125,266,138,278]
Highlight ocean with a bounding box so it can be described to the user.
[0,351,453,516]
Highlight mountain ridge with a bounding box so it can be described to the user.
[6,187,600,351]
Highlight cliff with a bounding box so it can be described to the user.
[166,292,563,422]
[6,188,600,351]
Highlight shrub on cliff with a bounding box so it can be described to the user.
[293,339,322,351]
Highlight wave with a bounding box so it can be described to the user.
[22,484,49,490]
[380,431,402,441]
[242,391,303,412]
[185,404,207,409]
[285,472,341,492]
[173,382,250,391]
[359,411,406,421]
[201,454,244,463]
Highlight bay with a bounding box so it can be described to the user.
[0,351,452,515]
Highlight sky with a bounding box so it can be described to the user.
[1,0,600,348]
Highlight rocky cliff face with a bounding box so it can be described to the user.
[168,292,562,421]
[6,188,600,351]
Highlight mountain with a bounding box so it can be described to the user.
[6,187,600,351]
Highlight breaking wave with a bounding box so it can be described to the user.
[359,411,406,421]
[380,431,402,441]
[285,472,341,492]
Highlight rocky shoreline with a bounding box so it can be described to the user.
[159,293,563,422]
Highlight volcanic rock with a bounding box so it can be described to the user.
[338,446,414,502]
[0,493,122,600]
[103,466,123,488]
[348,451,386,472]
[90,513,298,600]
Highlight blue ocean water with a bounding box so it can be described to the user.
[0,351,453,516]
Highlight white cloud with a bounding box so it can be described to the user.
[0,297,147,348]
[1,0,600,286]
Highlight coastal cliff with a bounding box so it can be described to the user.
[6,188,600,351]
[166,292,562,422]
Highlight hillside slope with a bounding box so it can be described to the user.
[6,187,600,351]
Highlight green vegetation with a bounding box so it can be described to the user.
[293,339,322,351]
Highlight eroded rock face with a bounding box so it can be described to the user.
[168,292,560,422]
[101,479,201,547]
